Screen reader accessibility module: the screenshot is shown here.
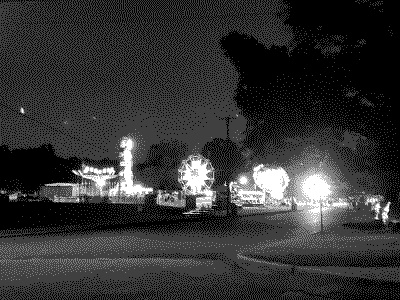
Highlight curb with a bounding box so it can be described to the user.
[237,252,400,283]
[236,234,400,283]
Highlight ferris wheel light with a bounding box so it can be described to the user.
[178,154,214,194]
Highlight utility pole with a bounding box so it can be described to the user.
[217,115,238,213]
[319,150,327,234]
[118,176,121,203]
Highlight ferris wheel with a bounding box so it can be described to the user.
[178,154,215,195]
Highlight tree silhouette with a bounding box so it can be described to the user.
[218,1,399,200]
[136,139,189,190]
[201,138,245,187]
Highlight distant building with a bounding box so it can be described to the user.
[40,183,80,203]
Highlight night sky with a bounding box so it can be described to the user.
[0,1,291,162]
[1,1,398,199]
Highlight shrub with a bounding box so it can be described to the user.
[184,195,196,211]
[144,193,157,207]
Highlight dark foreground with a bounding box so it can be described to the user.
[1,206,399,299]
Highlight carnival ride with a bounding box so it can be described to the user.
[178,154,215,195]
[72,166,118,196]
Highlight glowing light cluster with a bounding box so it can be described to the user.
[239,176,248,185]
[82,165,115,175]
[253,164,290,200]
[178,154,214,195]
[73,165,118,196]
[119,137,135,195]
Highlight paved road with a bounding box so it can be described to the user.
[0,205,397,299]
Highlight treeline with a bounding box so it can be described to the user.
[135,138,247,191]
[0,144,120,194]
[218,1,399,200]
[0,144,76,193]
[0,138,250,195]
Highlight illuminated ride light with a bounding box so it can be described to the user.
[178,154,214,195]
[253,164,290,201]
[73,165,118,196]
[119,137,135,195]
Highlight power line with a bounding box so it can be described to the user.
[0,101,115,156]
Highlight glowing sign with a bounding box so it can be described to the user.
[238,191,265,204]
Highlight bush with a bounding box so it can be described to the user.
[227,202,238,216]
[144,193,157,207]
[184,195,196,211]
[101,196,112,204]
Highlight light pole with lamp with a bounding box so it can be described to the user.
[319,152,328,233]
[303,173,331,234]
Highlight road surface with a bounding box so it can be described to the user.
[0,204,397,299]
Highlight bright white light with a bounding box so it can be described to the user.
[253,164,290,200]
[119,137,135,195]
[97,178,106,188]
[239,176,248,185]
[178,154,214,194]
[20,107,25,114]
[83,166,89,173]
[204,190,214,197]
[302,174,332,201]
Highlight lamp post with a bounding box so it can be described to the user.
[319,152,327,233]
[320,197,323,233]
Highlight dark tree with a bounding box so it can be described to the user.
[219,1,399,200]
[136,139,189,190]
[201,138,245,188]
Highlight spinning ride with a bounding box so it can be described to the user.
[178,154,214,195]
[73,166,118,196]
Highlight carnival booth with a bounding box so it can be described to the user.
[157,190,186,208]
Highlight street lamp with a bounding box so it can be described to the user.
[302,173,331,233]
[239,176,248,185]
